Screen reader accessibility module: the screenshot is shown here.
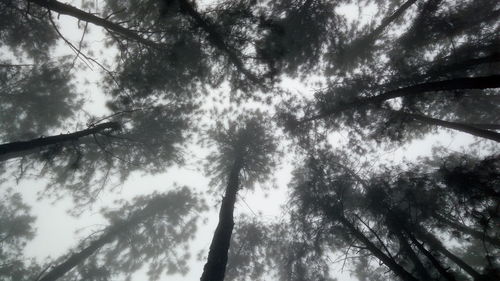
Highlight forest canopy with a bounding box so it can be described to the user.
[0,0,498,281]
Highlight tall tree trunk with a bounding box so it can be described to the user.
[0,122,120,162]
[407,232,457,281]
[177,0,260,85]
[434,213,500,247]
[395,230,433,280]
[415,229,484,281]
[390,110,500,142]
[337,215,419,281]
[38,195,172,281]
[200,160,242,281]
[26,0,160,49]
[300,75,500,124]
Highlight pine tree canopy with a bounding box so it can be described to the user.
[0,0,498,281]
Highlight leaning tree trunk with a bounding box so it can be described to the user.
[200,160,242,281]
[386,212,432,280]
[390,110,500,142]
[407,231,457,281]
[433,213,500,247]
[38,195,170,281]
[337,215,420,281]
[375,75,500,102]
[300,75,500,124]
[0,122,120,162]
[38,229,119,281]
[395,230,433,280]
[27,0,159,49]
[415,228,484,281]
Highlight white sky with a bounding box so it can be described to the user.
[3,1,498,281]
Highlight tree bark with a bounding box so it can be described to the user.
[390,110,500,142]
[177,0,260,85]
[407,232,457,281]
[434,213,500,247]
[200,160,242,281]
[0,122,120,162]
[301,75,500,124]
[337,215,420,281]
[38,195,172,281]
[26,0,160,49]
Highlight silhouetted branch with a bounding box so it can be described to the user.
[434,213,500,247]
[388,109,500,142]
[0,122,120,161]
[27,0,160,49]
[407,232,457,281]
[337,214,419,281]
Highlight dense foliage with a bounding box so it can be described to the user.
[0,0,498,280]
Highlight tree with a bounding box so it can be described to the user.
[225,216,335,281]
[286,148,499,281]
[330,0,419,72]
[1,0,499,281]
[0,0,59,62]
[0,188,43,281]
[38,186,206,281]
[26,0,161,49]
[1,2,201,204]
[0,62,82,145]
[255,0,337,78]
[200,114,278,281]
[283,0,500,147]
